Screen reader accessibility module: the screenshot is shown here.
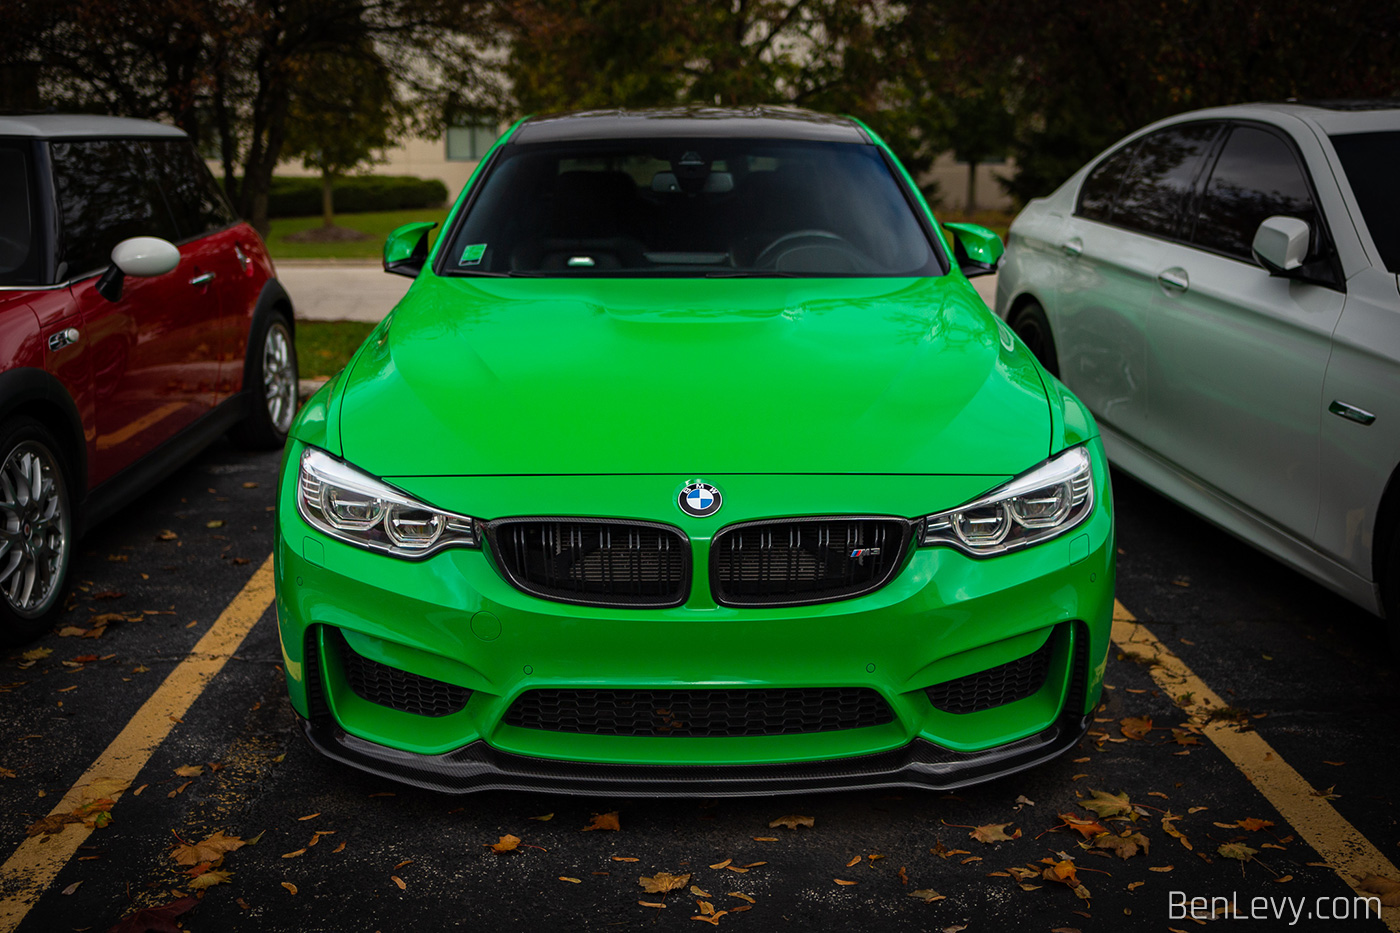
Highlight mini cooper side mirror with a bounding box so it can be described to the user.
[96,236,181,302]
[1252,215,1310,276]
[383,222,438,278]
[944,222,1005,278]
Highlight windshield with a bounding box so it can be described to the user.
[439,137,945,277]
[1330,130,1400,273]
[0,141,42,286]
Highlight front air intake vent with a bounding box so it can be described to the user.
[487,518,690,608]
[710,517,911,607]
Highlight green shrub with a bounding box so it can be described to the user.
[262,175,449,218]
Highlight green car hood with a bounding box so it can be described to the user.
[334,275,1051,477]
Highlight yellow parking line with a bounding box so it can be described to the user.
[0,555,275,933]
[1111,599,1400,931]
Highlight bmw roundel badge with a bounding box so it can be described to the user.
[678,481,722,517]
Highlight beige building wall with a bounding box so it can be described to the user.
[920,152,1015,213]
[262,128,1015,213]
[270,131,491,202]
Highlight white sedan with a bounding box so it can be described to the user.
[995,101,1400,646]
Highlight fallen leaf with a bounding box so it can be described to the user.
[61,881,82,895]
[1150,865,1175,872]
[1324,760,1345,766]
[582,811,620,832]
[697,900,715,915]
[639,901,666,909]
[1356,874,1400,907]
[970,822,1020,843]
[206,520,224,528]
[639,872,691,894]
[281,882,298,895]
[691,909,727,925]
[174,765,204,778]
[1128,881,1146,891]
[612,856,639,862]
[486,834,520,854]
[1060,813,1107,840]
[242,481,259,488]
[726,865,749,873]
[690,885,712,898]
[1161,815,1192,850]
[167,781,192,799]
[1081,788,1134,819]
[281,849,306,859]
[559,876,581,884]
[1095,831,1150,859]
[107,896,198,933]
[1120,716,1153,740]
[834,878,857,885]
[1218,843,1258,861]
[529,813,554,821]
[392,875,406,890]
[157,530,179,541]
[753,836,778,842]
[728,893,755,903]
[743,861,767,868]
[0,767,15,779]
[297,812,321,821]
[1274,875,1293,883]
[170,831,247,866]
[769,814,814,830]
[187,869,232,890]
[908,889,944,902]
[20,648,51,661]
[709,859,732,870]
[845,855,861,867]
[1237,818,1275,832]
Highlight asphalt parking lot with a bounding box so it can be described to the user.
[0,435,1396,933]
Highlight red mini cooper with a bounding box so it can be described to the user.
[0,115,298,645]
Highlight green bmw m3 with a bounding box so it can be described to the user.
[274,107,1115,796]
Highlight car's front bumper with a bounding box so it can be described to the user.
[274,438,1115,793]
[299,710,1093,797]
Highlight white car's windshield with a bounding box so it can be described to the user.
[440,138,945,277]
[1330,130,1400,273]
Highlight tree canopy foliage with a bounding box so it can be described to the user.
[5,0,1399,219]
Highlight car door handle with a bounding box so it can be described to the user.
[1157,268,1189,292]
[1062,238,1083,258]
[189,272,216,287]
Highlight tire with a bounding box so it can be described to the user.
[0,418,73,647]
[1010,300,1061,379]
[230,309,299,450]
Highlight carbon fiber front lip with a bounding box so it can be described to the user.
[298,713,1091,797]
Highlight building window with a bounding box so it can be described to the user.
[446,123,499,162]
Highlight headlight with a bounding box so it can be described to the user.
[920,446,1093,556]
[297,448,479,558]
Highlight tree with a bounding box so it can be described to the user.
[282,46,403,229]
[4,0,501,236]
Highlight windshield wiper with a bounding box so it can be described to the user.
[704,270,801,278]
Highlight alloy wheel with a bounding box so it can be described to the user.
[263,322,297,435]
[0,441,68,616]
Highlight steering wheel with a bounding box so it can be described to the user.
[753,229,866,271]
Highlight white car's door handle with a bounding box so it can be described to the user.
[1062,238,1083,258]
[1157,268,1189,292]
[190,272,216,287]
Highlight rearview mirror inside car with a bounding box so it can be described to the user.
[383,222,438,278]
[96,236,181,302]
[1252,215,1310,275]
[943,222,1004,278]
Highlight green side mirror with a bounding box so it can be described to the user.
[943,222,1005,278]
[383,222,438,278]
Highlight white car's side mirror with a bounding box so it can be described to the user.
[97,236,180,302]
[1252,216,1310,275]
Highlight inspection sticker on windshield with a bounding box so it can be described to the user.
[459,243,487,266]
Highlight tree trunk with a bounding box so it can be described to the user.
[965,159,979,213]
[322,169,335,228]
